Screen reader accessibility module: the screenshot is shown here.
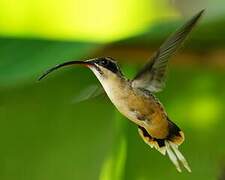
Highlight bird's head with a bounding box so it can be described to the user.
[38,57,123,81]
[86,57,123,80]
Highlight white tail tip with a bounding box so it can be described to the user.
[165,141,191,172]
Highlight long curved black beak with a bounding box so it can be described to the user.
[38,60,93,81]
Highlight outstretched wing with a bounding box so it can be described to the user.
[132,10,204,93]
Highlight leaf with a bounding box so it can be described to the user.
[0,37,100,86]
[99,111,127,180]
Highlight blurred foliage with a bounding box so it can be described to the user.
[0,38,99,86]
[1,0,225,180]
[0,37,225,180]
[114,17,225,50]
[0,0,177,42]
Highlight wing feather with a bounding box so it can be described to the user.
[72,84,105,103]
[132,10,204,92]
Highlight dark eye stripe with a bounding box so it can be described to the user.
[96,58,119,73]
[106,61,118,73]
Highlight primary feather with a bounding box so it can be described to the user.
[132,10,204,93]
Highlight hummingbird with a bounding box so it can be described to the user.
[39,10,204,172]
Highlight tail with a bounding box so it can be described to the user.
[138,125,191,172]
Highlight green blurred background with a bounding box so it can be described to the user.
[0,0,225,179]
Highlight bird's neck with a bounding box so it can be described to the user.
[90,68,129,101]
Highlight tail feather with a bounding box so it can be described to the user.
[165,141,182,172]
[169,141,191,172]
[138,126,191,172]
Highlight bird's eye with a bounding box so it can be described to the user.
[100,59,108,65]
[96,58,119,73]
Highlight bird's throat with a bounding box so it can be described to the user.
[90,66,129,103]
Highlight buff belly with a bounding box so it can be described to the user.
[103,80,170,139]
